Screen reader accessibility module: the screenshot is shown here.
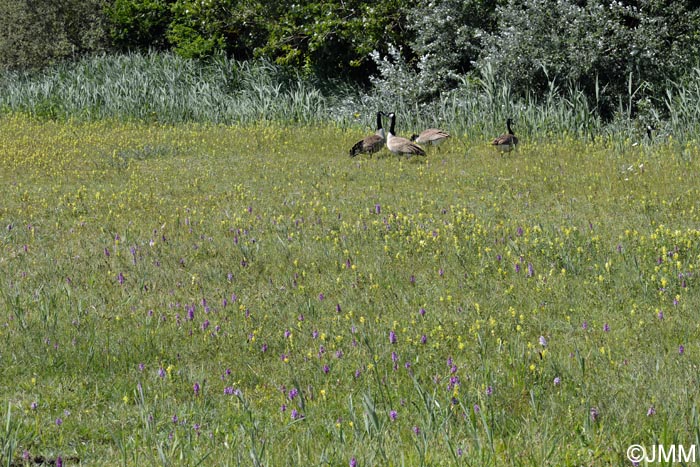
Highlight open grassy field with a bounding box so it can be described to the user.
[2,114,700,466]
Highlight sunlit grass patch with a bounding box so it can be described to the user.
[1,115,700,465]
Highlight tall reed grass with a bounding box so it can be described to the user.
[0,51,699,143]
[0,53,327,125]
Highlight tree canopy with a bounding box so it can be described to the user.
[1,0,699,118]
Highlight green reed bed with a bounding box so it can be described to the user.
[2,52,700,145]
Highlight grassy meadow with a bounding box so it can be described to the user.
[1,111,700,466]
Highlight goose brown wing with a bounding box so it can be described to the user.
[492,134,515,146]
[350,134,384,156]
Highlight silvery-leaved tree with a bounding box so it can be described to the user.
[369,0,497,107]
[406,0,497,99]
[477,0,700,119]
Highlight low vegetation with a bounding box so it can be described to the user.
[1,111,700,465]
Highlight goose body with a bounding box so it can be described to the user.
[633,125,656,147]
[410,128,450,146]
[492,118,518,152]
[385,113,426,157]
[350,112,386,157]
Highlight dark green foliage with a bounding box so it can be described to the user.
[107,0,175,52]
[0,0,108,70]
[166,0,267,59]
[161,0,410,83]
[256,0,410,83]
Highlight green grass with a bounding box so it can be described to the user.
[2,114,700,465]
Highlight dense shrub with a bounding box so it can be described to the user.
[256,0,409,83]
[107,0,174,52]
[477,0,700,118]
[405,0,497,99]
[0,0,108,70]
[166,0,267,60]
[106,0,410,82]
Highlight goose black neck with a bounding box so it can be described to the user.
[376,112,383,130]
[389,114,396,136]
[507,119,514,135]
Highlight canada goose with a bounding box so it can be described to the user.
[384,112,426,157]
[633,124,656,147]
[492,118,518,152]
[410,128,450,146]
[349,112,386,157]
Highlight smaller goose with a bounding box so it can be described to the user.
[492,118,518,152]
[410,128,450,147]
[633,125,656,147]
[646,124,655,141]
[349,111,386,157]
[385,112,426,157]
